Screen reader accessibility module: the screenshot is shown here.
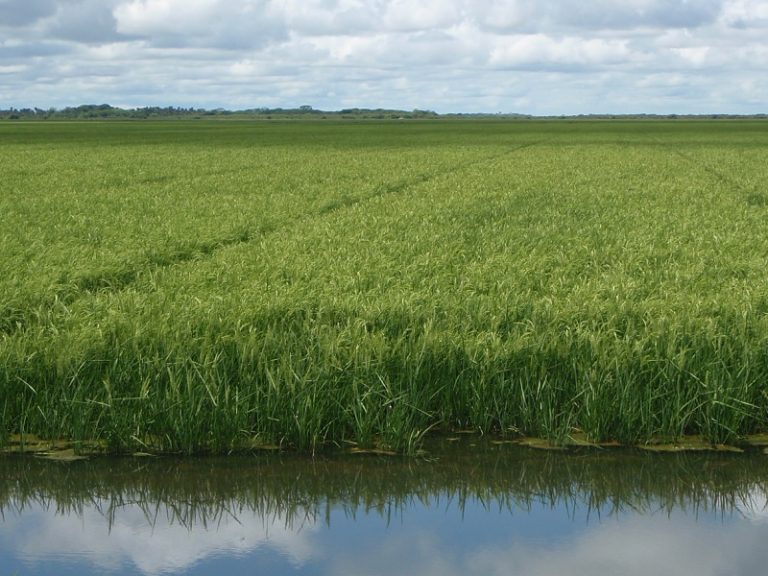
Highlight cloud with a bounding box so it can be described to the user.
[382,0,464,32]
[721,0,768,27]
[43,0,124,43]
[113,0,288,49]
[474,0,723,33]
[473,1,536,33]
[275,0,379,36]
[0,41,74,60]
[552,0,723,30]
[0,0,57,27]
[489,34,633,69]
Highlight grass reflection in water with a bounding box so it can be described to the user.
[2,442,767,532]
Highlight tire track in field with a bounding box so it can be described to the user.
[650,137,767,207]
[316,139,542,215]
[0,140,542,337]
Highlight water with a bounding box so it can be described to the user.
[2,441,768,575]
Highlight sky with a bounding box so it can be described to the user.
[1,0,768,114]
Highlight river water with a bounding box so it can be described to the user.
[2,440,767,575]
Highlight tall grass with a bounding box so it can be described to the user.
[2,120,768,453]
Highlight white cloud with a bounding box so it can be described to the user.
[274,0,378,36]
[382,0,464,31]
[114,0,287,48]
[720,0,768,27]
[674,45,713,67]
[0,64,28,73]
[114,0,221,35]
[474,1,536,33]
[489,35,633,69]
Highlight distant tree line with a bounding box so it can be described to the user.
[0,104,765,121]
[0,103,441,120]
[0,104,198,120]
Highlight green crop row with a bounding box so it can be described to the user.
[2,119,768,453]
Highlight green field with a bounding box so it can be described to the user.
[2,119,768,453]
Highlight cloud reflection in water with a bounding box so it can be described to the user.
[1,499,320,575]
[3,492,768,576]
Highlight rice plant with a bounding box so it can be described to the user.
[2,119,768,453]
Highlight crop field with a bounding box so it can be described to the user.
[2,119,768,453]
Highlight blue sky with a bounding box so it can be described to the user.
[1,0,768,114]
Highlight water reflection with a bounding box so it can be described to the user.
[1,443,768,575]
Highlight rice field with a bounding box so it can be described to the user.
[2,119,768,453]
